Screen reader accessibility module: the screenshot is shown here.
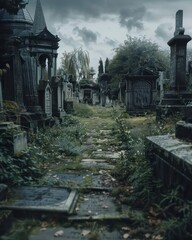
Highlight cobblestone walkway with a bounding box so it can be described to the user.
[0,112,145,240]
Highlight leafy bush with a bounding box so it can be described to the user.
[0,148,42,185]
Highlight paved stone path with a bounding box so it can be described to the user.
[0,117,145,240]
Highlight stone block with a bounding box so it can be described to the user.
[13,131,28,156]
[175,121,192,141]
[147,134,192,196]
[0,131,28,156]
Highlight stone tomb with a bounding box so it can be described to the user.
[0,186,77,214]
[125,68,158,114]
[79,79,99,105]
[147,133,192,195]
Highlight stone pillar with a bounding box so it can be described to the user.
[41,62,46,80]
[167,10,191,92]
[168,35,191,92]
[156,10,192,119]
[20,48,40,111]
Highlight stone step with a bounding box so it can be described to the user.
[91,151,122,159]
[81,158,115,170]
[29,226,124,240]
[43,172,116,189]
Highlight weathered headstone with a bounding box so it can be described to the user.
[38,80,52,117]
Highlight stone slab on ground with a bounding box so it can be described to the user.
[29,227,123,240]
[81,159,115,170]
[44,173,115,189]
[0,186,77,214]
[75,192,124,217]
[81,144,98,151]
[92,150,121,159]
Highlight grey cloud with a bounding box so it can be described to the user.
[27,0,148,22]
[26,0,191,39]
[104,37,118,47]
[61,35,80,48]
[119,6,146,30]
[155,23,173,41]
[27,0,191,23]
[73,27,97,44]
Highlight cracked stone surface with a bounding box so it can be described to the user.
[0,186,77,213]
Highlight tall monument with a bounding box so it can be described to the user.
[157,10,192,119]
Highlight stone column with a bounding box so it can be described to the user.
[20,48,40,111]
[167,10,191,92]
[168,35,191,92]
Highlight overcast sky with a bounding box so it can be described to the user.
[27,0,192,74]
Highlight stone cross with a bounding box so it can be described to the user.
[174,10,184,36]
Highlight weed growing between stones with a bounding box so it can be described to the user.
[152,186,192,240]
[111,114,155,208]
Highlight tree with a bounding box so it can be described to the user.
[0,0,27,13]
[109,36,169,75]
[61,48,90,82]
[108,36,170,99]
[98,58,104,76]
[105,58,109,74]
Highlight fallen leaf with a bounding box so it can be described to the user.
[145,233,151,238]
[122,226,131,231]
[153,235,163,240]
[54,230,64,237]
[101,204,108,209]
[41,222,49,228]
[123,233,130,239]
[149,207,159,217]
[81,230,91,236]
[40,228,47,231]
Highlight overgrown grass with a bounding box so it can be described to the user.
[0,115,84,186]
[112,110,192,238]
[73,102,94,118]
